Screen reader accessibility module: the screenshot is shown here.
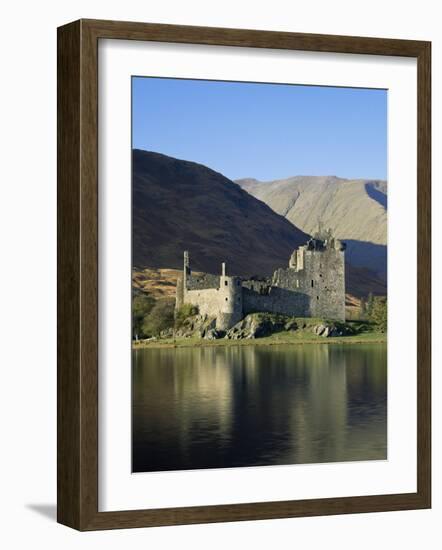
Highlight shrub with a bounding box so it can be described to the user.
[366,292,374,318]
[175,303,199,329]
[142,299,175,337]
[368,296,387,332]
[358,297,366,320]
[132,292,155,339]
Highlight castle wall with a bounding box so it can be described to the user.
[303,248,345,320]
[273,248,345,320]
[241,279,271,293]
[243,286,310,317]
[187,273,220,290]
[184,287,221,318]
[181,275,244,330]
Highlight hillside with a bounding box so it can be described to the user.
[133,151,385,299]
[133,150,309,278]
[237,175,387,280]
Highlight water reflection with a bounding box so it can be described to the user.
[132,344,387,472]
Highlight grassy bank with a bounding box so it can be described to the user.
[133,329,386,350]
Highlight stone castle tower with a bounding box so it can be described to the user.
[216,263,243,330]
[176,253,243,330]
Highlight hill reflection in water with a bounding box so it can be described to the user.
[132,343,387,472]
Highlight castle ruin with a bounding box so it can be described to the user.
[175,230,346,330]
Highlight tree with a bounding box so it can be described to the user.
[142,299,175,337]
[132,292,155,339]
[175,303,199,329]
[366,292,374,318]
[368,296,387,332]
[359,297,366,320]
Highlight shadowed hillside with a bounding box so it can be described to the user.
[237,175,387,280]
[133,150,386,299]
[133,150,309,278]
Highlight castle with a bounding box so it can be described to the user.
[175,230,346,330]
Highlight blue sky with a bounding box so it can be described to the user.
[132,77,387,181]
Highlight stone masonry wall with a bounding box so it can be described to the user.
[175,240,345,328]
[184,287,221,318]
[187,273,220,290]
[273,247,345,320]
[243,286,310,317]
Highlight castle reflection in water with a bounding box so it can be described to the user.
[132,343,387,473]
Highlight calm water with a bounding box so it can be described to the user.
[132,343,387,472]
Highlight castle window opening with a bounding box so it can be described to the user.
[225,297,228,302]
[311,280,314,287]
[225,280,228,286]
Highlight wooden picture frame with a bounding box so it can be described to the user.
[57,18,431,530]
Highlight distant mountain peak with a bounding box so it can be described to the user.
[236,173,387,281]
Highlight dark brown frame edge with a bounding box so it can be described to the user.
[57,18,431,531]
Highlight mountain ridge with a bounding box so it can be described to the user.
[132,150,386,298]
[236,174,387,279]
[133,149,310,278]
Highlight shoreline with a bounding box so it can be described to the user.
[132,332,387,350]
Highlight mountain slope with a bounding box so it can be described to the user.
[133,150,310,277]
[237,176,387,279]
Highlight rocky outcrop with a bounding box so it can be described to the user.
[175,314,217,338]
[225,313,297,340]
[163,311,355,342]
[204,328,224,340]
[312,322,353,337]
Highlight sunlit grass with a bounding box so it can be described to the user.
[133,328,386,350]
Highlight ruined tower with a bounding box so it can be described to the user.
[281,231,346,320]
[174,251,190,310]
[216,262,243,330]
[183,250,190,288]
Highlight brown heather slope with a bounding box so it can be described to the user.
[132,268,182,300]
[133,150,309,278]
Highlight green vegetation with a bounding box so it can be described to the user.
[132,295,200,340]
[132,292,155,339]
[367,296,387,332]
[133,307,387,349]
[134,328,386,349]
[175,303,199,329]
[357,293,387,332]
[141,299,175,337]
[132,291,175,339]
[132,291,387,346]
